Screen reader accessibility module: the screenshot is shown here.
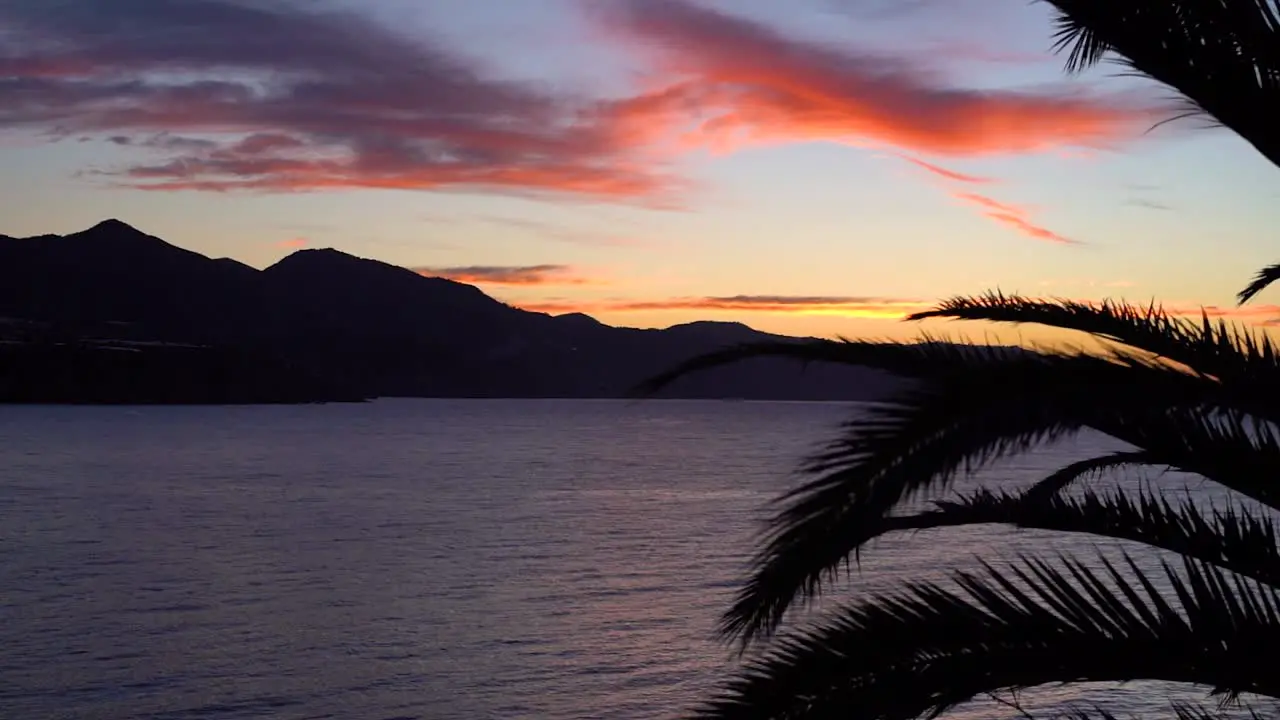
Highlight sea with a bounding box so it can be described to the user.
[0,399,1260,719]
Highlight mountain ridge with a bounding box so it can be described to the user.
[0,220,903,404]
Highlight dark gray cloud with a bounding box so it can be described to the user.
[0,0,673,200]
[1124,197,1174,211]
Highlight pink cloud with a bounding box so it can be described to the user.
[899,155,994,183]
[952,191,1078,245]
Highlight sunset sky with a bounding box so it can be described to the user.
[2,0,1278,340]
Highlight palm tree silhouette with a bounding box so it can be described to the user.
[639,2,1280,718]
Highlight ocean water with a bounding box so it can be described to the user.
[0,399,1252,719]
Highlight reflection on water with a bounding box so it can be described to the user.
[0,399,1247,719]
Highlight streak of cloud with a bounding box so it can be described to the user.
[515,295,932,318]
[920,41,1053,66]
[952,191,1078,245]
[899,155,994,183]
[1124,197,1174,211]
[417,264,595,286]
[278,237,308,249]
[591,0,1157,158]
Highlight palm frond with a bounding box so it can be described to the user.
[1100,406,1280,510]
[1172,701,1269,720]
[1024,451,1155,500]
[1238,262,1280,305]
[907,292,1280,394]
[695,554,1280,720]
[889,487,1280,589]
[1040,0,1280,169]
[725,419,1280,649]
[1055,701,1270,720]
[628,337,1033,399]
[718,356,1246,645]
[718,377,1075,646]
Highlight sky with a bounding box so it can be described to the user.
[2,0,1278,342]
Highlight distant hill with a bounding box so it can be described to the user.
[0,220,903,404]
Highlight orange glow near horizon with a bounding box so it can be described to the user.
[506,295,1280,345]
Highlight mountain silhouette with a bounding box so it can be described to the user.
[0,220,901,404]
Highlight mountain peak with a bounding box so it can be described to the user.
[553,312,604,327]
[265,247,435,288]
[268,247,376,273]
[274,246,357,262]
[89,218,139,233]
[63,218,191,257]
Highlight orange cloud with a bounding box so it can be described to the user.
[952,191,1078,245]
[516,295,931,318]
[278,237,308,249]
[592,0,1157,158]
[418,265,596,286]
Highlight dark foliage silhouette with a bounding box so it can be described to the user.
[639,2,1280,718]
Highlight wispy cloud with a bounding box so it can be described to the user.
[899,155,994,183]
[417,265,596,286]
[952,191,1078,245]
[516,295,931,318]
[591,0,1156,158]
[919,41,1053,66]
[0,0,678,202]
[278,237,308,249]
[1124,197,1174,211]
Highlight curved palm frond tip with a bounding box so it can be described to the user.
[1041,0,1280,168]
[1238,262,1280,305]
[908,292,1280,423]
